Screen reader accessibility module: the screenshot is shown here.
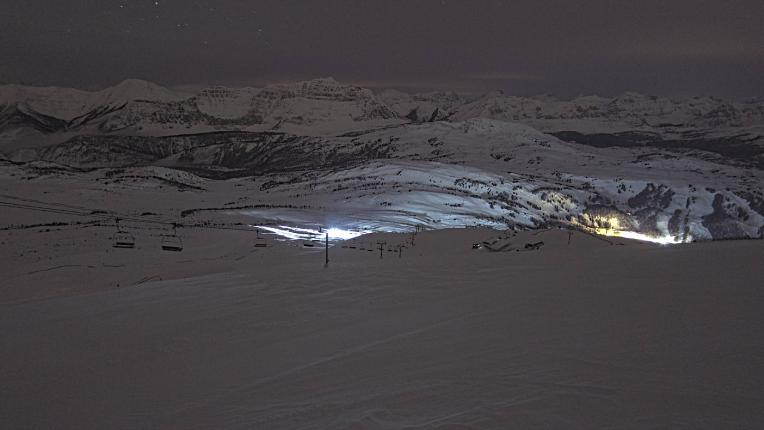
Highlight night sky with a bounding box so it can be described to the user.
[2,0,762,98]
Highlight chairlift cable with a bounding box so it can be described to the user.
[0,199,269,234]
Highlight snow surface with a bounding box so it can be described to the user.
[1,224,763,428]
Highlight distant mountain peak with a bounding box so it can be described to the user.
[308,77,340,84]
[96,79,188,105]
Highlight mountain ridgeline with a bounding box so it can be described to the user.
[2,77,763,139]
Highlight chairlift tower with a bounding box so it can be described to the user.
[377,240,386,259]
[255,228,267,248]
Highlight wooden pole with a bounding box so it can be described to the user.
[324,232,329,268]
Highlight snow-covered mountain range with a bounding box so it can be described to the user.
[382,90,764,130]
[0,78,401,149]
[3,78,763,144]
[1,78,763,241]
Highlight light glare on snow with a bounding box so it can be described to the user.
[597,229,683,245]
[255,225,369,241]
[589,216,683,245]
[326,228,367,240]
[570,215,684,245]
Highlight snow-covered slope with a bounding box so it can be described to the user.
[247,78,402,134]
[194,86,261,119]
[7,119,764,241]
[378,89,462,123]
[0,85,93,122]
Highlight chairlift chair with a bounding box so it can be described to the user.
[161,235,183,252]
[113,231,136,249]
